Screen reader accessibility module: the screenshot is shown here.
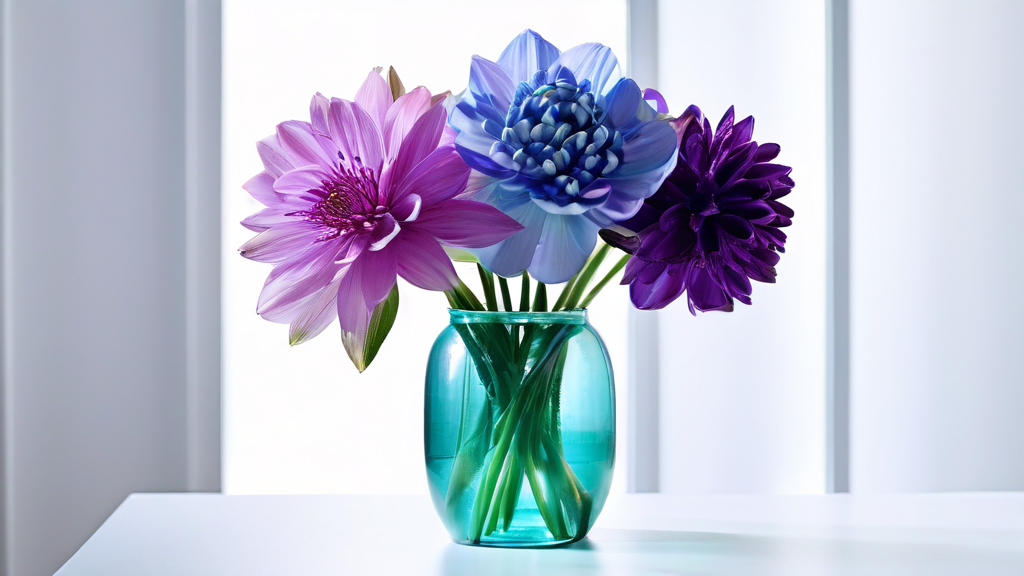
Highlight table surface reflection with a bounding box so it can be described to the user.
[56,492,1024,575]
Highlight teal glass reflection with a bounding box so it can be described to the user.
[425,310,615,547]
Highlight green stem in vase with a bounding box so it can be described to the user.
[579,254,630,309]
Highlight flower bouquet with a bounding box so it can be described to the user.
[240,30,794,547]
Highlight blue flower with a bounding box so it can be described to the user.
[448,30,678,283]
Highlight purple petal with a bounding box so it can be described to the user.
[383,87,432,157]
[628,262,686,310]
[273,166,329,201]
[256,135,296,178]
[310,93,331,138]
[368,213,401,251]
[354,69,392,132]
[327,98,386,175]
[241,207,299,233]
[413,199,523,248]
[243,171,284,207]
[497,30,561,83]
[391,228,458,291]
[358,248,398,309]
[276,120,336,172]
[258,241,346,317]
[642,88,669,114]
[391,147,470,208]
[549,43,621,96]
[239,222,318,263]
[380,104,445,199]
[687,267,733,312]
[288,281,340,345]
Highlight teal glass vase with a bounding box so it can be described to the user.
[424,310,615,547]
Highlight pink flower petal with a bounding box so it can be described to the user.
[383,87,431,157]
[327,98,385,175]
[391,228,458,291]
[355,69,392,132]
[413,199,523,248]
[239,222,319,263]
[288,280,340,345]
[391,146,470,207]
[276,120,336,172]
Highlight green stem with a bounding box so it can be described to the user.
[498,277,513,312]
[550,271,580,312]
[560,244,611,310]
[477,264,498,311]
[519,273,531,312]
[579,254,630,308]
[532,282,548,312]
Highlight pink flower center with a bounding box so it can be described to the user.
[303,154,388,241]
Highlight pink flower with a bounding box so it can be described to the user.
[240,69,523,369]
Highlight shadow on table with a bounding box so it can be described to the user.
[438,528,773,576]
[438,527,1024,576]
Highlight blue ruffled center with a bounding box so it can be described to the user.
[498,69,623,212]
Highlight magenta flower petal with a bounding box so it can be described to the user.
[381,104,445,196]
[239,222,318,263]
[383,87,432,156]
[256,135,296,178]
[288,281,340,346]
[414,199,525,248]
[392,229,458,291]
[242,71,521,354]
[309,93,331,140]
[243,172,284,207]
[392,147,469,208]
[257,242,344,316]
[354,69,392,131]
[357,248,398,309]
[241,207,298,233]
[273,166,331,201]
[328,98,386,175]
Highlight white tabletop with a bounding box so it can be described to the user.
[56,492,1024,575]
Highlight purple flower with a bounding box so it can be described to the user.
[603,105,794,313]
[448,30,678,283]
[240,69,523,365]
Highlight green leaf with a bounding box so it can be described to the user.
[342,283,399,373]
[443,246,479,263]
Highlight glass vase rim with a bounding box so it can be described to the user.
[448,309,588,325]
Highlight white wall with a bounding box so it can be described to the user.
[652,0,828,494]
[1,1,220,574]
[849,0,1024,492]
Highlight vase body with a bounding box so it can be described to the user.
[424,310,615,547]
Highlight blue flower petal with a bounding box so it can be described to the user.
[549,43,621,96]
[616,119,679,179]
[497,30,561,84]
[454,143,517,179]
[603,78,642,133]
[472,201,547,277]
[529,214,599,284]
[466,56,516,115]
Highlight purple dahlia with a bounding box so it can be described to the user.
[239,69,522,367]
[603,105,795,314]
